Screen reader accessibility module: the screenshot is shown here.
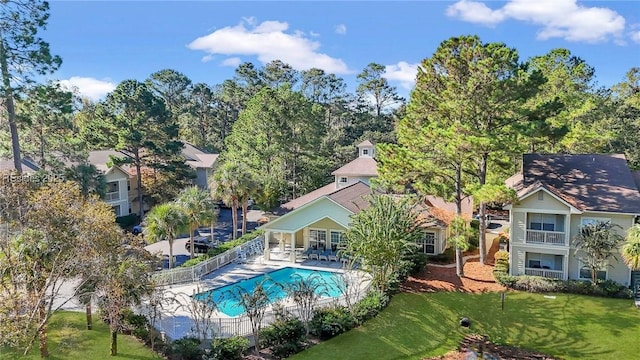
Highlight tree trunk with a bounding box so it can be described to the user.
[39,304,49,358]
[478,153,488,265]
[0,40,22,174]
[135,150,144,218]
[189,224,195,259]
[231,201,238,240]
[110,330,117,356]
[242,201,248,235]
[86,303,93,330]
[169,239,175,269]
[455,247,464,278]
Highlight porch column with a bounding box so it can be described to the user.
[564,214,570,246]
[563,249,569,280]
[264,230,271,261]
[290,231,296,262]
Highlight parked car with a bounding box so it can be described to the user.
[185,236,214,253]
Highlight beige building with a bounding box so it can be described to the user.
[505,154,640,286]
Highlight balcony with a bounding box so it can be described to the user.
[525,267,564,279]
[526,229,565,246]
[105,191,120,201]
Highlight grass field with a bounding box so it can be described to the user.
[291,291,640,360]
[0,311,160,360]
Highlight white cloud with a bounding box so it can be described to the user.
[384,61,419,90]
[58,76,115,101]
[310,31,320,37]
[445,0,505,26]
[188,18,350,74]
[334,24,347,35]
[446,0,626,43]
[201,54,214,63]
[630,30,640,43]
[221,57,242,67]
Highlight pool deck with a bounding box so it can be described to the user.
[146,255,370,340]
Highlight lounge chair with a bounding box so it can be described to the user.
[328,251,338,262]
[319,249,331,261]
[309,249,319,260]
[300,247,313,260]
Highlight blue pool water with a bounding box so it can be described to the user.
[194,267,343,317]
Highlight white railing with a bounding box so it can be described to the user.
[525,267,564,279]
[151,284,370,340]
[105,191,120,201]
[151,237,263,286]
[525,230,565,245]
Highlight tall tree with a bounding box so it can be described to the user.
[146,69,192,118]
[175,186,214,259]
[260,60,298,88]
[377,36,530,270]
[606,68,640,169]
[210,161,243,240]
[144,202,187,268]
[88,79,188,217]
[573,221,624,282]
[356,63,404,118]
[17,82,75,171]
[0,0,62,173]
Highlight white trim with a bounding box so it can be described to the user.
[580,216,611,226]
[339,176,348,183]
[518,187,581,214]
[260,195,355,231]
[511,208,572,215]
[581,210,640,217]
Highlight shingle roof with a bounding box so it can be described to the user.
[357,140,374,147]
[280,183,337,211]
[327,182,372,213]
[331,157,378,177]
[511,154,640,214]
[182,142,219,169]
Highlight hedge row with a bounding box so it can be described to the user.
[493,251,632,299]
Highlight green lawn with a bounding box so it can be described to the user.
[1,311,160,360]
[291,291,640,360]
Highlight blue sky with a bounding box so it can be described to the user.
[48,1,640,101]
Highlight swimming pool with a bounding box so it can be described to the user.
[194,267,344,317]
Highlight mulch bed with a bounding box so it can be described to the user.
[425,335,557,360]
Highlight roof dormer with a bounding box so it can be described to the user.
[357,140,375,158]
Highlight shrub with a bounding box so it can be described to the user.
[207,229,264,257]
[260,317,307,359]
[208,336,248,360]
[402,252,428,277]
[180,254,211,267]
[351,289,390,324]
[494,250,509,262]
[115,213,138,228]
[494,274,633,299]
[428,247,455,264]
[168,337,203,360]
[309,307,356,340]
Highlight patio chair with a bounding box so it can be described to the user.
[309,249,320,260]
[318,249,331,261]
[300,247,313,260]
[328,250,338,262]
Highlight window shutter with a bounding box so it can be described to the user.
[516,250,526,275]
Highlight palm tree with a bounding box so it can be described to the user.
[144,202,186,269]
[176,186,215,259]
[623,224,640,270]
[237,170,257,236]
[210,162,242,240]
[572,220,624,282]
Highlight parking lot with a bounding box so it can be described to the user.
[144,208,263,268]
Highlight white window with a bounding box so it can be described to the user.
[528,214,559,231]
[309,229,327,250]
[112,205,121,217]
[580,217,611,226]
[578,259,607,281]
[362,148,369,156]
[339,177,348,183]
[330,230,345,251]
[417,232,436,254]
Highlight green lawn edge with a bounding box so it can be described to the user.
[291,291,640,360]
[1,311,161,360]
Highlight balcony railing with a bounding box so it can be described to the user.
[105,191,120,201]
[526,230,565,245]
[525,267,564,279]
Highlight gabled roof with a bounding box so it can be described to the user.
[279,181,373,214]
[357,140,374,147]
[331,157,378,177]
[182,141,219,169]
[509,154,640,214]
